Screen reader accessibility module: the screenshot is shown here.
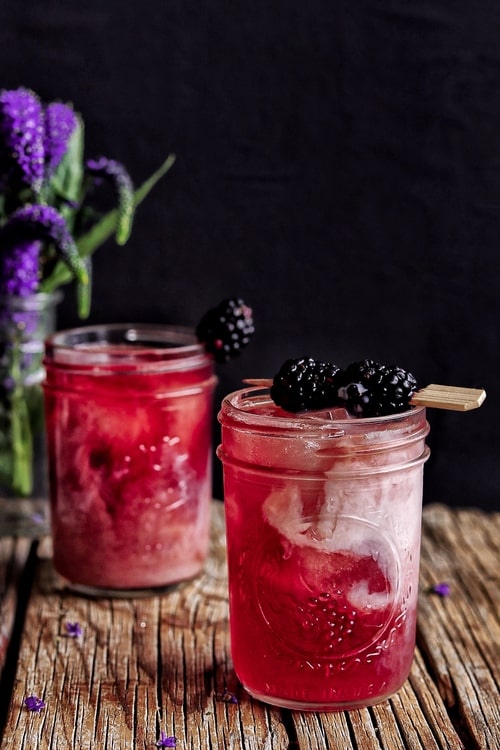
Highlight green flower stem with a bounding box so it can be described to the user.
[9,342,33,496]
[76,258,92,319]
[40,154,176,297]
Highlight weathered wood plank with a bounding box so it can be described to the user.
[0,537,32,680]
[295,645,466,750]
[155,505,289,749]
[0,503,289,749]
[406,648,465,750]
[418,504,500,750]
[0,502,498,750]
[293,709,355,748]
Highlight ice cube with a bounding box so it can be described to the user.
[301,407,351,422]
[347,580,390,612]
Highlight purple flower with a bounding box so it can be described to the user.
[86,156,134,244]
[156,732,177,747]
[430,581,451,597]
[44,102,77,177]
[0,88,45,193]
[24,695,45,712]
[0,239,40,297]
[65,621,83,638]
[1,204,88,285]
[0,238,41,339]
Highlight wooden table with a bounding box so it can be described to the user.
[0,502,498,749]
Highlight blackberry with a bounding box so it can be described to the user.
[270,357,342,412]
[338,359,417,417]
[196,297,255,363]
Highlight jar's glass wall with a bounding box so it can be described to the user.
[218,387,430,711]
[44,324,217,596]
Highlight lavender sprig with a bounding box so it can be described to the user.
[44,102,77,178]
[1,204,88,286]
[86,156,134,244]
[0,88,45,194]
[40,153,175,295]
[0,239,40,298]
[0,86,174,500]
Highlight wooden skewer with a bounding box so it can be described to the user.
[242,379,486,412]
[410,384,486,412]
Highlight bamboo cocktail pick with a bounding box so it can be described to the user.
[410,384,486,411]
[242,380,486,412]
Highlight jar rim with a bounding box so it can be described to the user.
[44,323,212,371]
[219,386,428,435]
[0,291,63,312]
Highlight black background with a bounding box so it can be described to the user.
[1,1,498,510]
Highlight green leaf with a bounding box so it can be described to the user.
[40,153,176,295]
[49,115,85,206]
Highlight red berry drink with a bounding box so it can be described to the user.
[43,325,216,595]
[218,387,430,710]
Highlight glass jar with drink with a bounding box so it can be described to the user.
[43,323,217,595]
[218,363,431,710]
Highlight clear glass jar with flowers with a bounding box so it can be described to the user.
[0,86,174,531]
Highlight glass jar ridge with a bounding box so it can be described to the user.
[44,322,211,373]
[218,386,430,476]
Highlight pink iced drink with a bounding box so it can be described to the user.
[43,325,216,593]
[218,388,430,710]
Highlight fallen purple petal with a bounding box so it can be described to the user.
[24,695,45,712]
[65,621,83,638]
[156,731,177,747]
[430,582,451,597]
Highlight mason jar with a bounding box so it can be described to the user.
[217,386,430,710]
[43,324,217,596]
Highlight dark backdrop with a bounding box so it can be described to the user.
[1,1,498,510]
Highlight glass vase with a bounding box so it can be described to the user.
[0,291,62,536]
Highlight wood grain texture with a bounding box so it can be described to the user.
[0,502,498,749]
[0,537,32,680]
[418,505,500,750]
